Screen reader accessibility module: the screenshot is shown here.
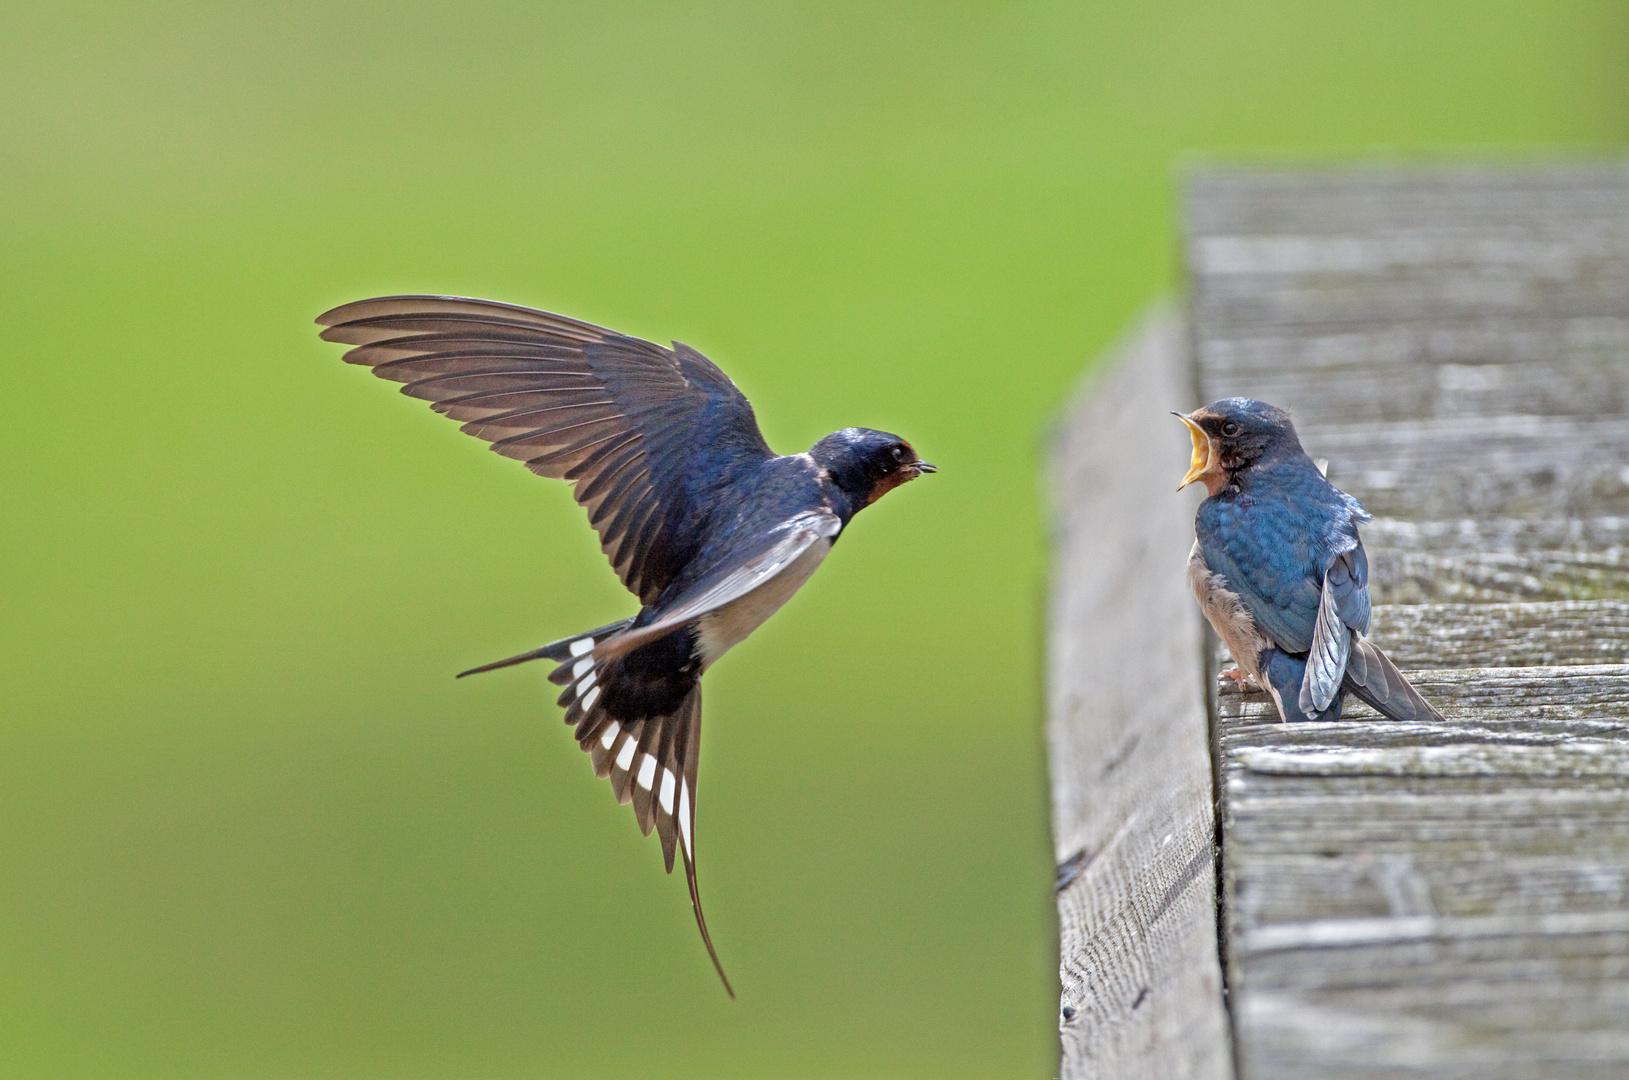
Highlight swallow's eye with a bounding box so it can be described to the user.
[1221,421,1240,437]
[890,445,906,463]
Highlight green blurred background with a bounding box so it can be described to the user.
[2,3,1625,1077]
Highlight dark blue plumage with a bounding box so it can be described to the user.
[1258,651,1343,725]
[318,296,935,996]
[1176,398,1441,725]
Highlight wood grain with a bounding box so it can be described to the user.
[1048,309,1233,1079]
[1304,415,1629,520]
[1219,666,1629,1080]
[1184,165,1629,1079]
[1367,601,1629,667]
[1197,316,1629,427]
[1362,516,1629,603]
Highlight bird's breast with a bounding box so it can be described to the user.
[695,538,833,667]
[1187,541,1272,683]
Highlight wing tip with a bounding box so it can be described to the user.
[315,294,476,328]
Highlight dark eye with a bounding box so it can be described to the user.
[890,445,906,463]
[1222,421,1240,437]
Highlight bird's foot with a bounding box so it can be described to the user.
[1218,665,1262,692]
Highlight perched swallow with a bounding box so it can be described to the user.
[1175,398,1442,725]
[316,295,934,995]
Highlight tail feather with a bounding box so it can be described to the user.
[1342,635,1445,722]
[456,617,635,679]
[650,717,681,871]
[672,690,733,997]
[457,617,732,996]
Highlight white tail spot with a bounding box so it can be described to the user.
[573,658,593,679]
[678,780,693,855]
[659,769,676,814]
[636,754,657,790]
[570,638,595,657]
[599,721,620,750]
[582,686,601,712]
[575,671,597,696]
[615,734,637,771]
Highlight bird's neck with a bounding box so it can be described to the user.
[1215,453,1314,501]
[822,479,864,526]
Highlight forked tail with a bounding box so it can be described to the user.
[1342,634,1445,723]
[459,620,733,996]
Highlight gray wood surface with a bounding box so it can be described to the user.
[1219,664,1629,1079]
[1368,601,1629,667]
[1047,310,1233,1080]
[1184,165,1629,1079]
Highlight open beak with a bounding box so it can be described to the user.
[913,461,938,474]
[1173,412,1214,491]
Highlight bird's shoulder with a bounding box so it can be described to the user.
[1199,461,1365,571]
[657,454,836,601]
[1197,460,1375,648]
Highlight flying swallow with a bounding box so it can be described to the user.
[317,295,936,995]
[1174,398,1442,725]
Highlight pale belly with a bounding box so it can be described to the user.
[1187,541,1272,684]
[695,538,832,667]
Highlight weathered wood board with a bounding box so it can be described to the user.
[1368,601,1629,667]
[1218,663,1629,1079]
[1185,166,1629,1079]
[1362,517,1629,605]
[1047,310,1233,1080]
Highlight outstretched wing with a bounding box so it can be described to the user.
[317,295,775,605]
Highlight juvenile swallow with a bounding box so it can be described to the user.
[317,295,936,995]
[1175,398,1442,725]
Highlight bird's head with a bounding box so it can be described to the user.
[1173,398,1302,495]
[810,427,936,510]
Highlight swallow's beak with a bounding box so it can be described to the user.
[913,461,938,475]
[1173,412,1214,491]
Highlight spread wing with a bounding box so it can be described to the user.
[317,295,775,605]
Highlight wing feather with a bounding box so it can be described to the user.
[318,295,775,603]
[1300,566,1351,714]
[576,446,645,509]
[598,510,841,661]
[1343,636,1445,722]
[401,372,600,400]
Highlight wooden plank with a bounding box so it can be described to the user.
[1188,167,1629,238]
[1303,415,1629,520]
[1047,309,1232,1079]
[1367,601,1629,667]
[1358,515,1629,603]
[1236,926,1629,1080]
[1188,166,1629,337]
[1196,316,1629,427]
[1367,534,1629,606]
[1220,664,1629,1079]
[1186,165,1629,1079]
